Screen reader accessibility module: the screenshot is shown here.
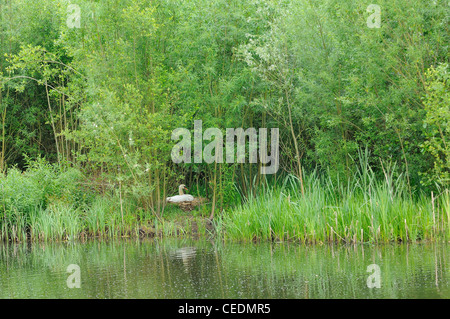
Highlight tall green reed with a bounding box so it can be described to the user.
[222,150,448,243]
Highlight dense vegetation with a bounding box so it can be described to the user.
[0,0,448,242]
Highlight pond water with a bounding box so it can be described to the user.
[0,239,449,298]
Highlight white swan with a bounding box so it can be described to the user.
[166,184,194,203]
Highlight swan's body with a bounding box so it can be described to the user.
[166,184,194,203]
[166,194,194,203]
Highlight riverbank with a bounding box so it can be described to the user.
[220,182,450,244]
[0,0,448,246]
[1,158,448,244]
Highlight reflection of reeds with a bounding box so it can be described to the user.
[1,240,448,298]
[218,242,450,298]
[222,152,449,243]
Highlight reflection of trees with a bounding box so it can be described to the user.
[0,240,449,298]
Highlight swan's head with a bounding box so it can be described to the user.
[179,184,188,195]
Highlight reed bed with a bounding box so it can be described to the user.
[222,154,450,243]
[1,153,448,243]
[27,199,136,241]
[1,196,209,242]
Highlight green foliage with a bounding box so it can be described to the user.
[0,157,84,240]
[421,63,450,187]
[0,0,448,241]
[0,167,43,218]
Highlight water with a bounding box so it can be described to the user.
[0,239,449,298]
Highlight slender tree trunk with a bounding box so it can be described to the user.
[0,83,5,172]
[285,89,304,195]
[45,80,60,164]
[209,160,218,220]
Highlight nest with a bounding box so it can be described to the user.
[175,197,208,212]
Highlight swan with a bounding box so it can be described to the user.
[166,184,208,212]
[166,184,194,203]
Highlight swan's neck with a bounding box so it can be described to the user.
[179,187,184,195]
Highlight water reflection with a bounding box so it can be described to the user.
[170,247,197,272]
[0,240,449,298]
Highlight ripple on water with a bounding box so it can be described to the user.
[0,240,449,298]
